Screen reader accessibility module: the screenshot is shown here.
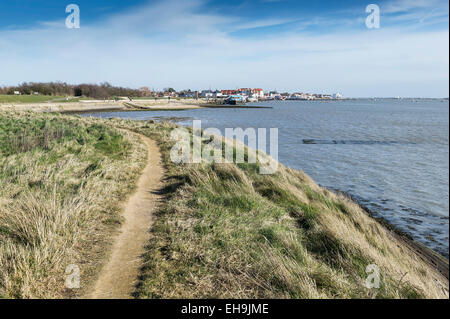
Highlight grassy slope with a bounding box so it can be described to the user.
[0,95,64,103]
[117,119,447,299]
[0,112,146,298]
[0,95,92,104]
[0,112,448,299]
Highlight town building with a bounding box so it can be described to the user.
[221,89,238,96]
[200,90,214,98]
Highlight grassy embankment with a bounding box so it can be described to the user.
[0,112,146,298]
[0,95,65,103]
[125,120,448,299]
[0,111,448,299]
[0,95,88,104]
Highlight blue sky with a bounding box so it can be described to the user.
[0,0,448,97]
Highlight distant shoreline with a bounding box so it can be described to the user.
[1,96,447,114]
[0,99,272,113]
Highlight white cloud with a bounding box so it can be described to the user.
[380,0,449,26]
[382,0,440,13]
[231,18,298,31]
[0,0,448,97]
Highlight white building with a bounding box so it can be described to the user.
[251,88,264,99]
[212,90,223,98]
[200,90,214,98]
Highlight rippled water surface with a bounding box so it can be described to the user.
[83,99,449,257]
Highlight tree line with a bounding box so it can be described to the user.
[0,82,143,99]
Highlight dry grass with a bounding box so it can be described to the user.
[0,112,146,298]
[114,119,448,299]
[0,112,448,299]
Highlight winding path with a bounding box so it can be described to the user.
[88,133,164,299]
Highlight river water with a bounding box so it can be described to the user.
[82,98,449,258]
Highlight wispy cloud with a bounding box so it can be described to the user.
[231,18,298,31]
[383,0,441,13]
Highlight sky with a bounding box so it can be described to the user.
[0,0,448,97]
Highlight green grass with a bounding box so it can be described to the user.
[0,112,447,299]
[0,95,69,103]
[0,95,93,104]
[0,114,129,158]
[117,120,447,299]
[0,111,145,298]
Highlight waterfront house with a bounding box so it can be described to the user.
[221,89,238,96]
[212,90,223,98]
[200,90,214,98]
[251,88,264,99]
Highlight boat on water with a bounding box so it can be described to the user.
[225,95,245,105]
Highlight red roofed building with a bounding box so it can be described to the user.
[221,89,238,96]
[253,88,263,98]
[221,88,264,99]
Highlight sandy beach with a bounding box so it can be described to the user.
[0,98,210,113]
[0,98,272,113]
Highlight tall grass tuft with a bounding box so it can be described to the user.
[0,111,146,298]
